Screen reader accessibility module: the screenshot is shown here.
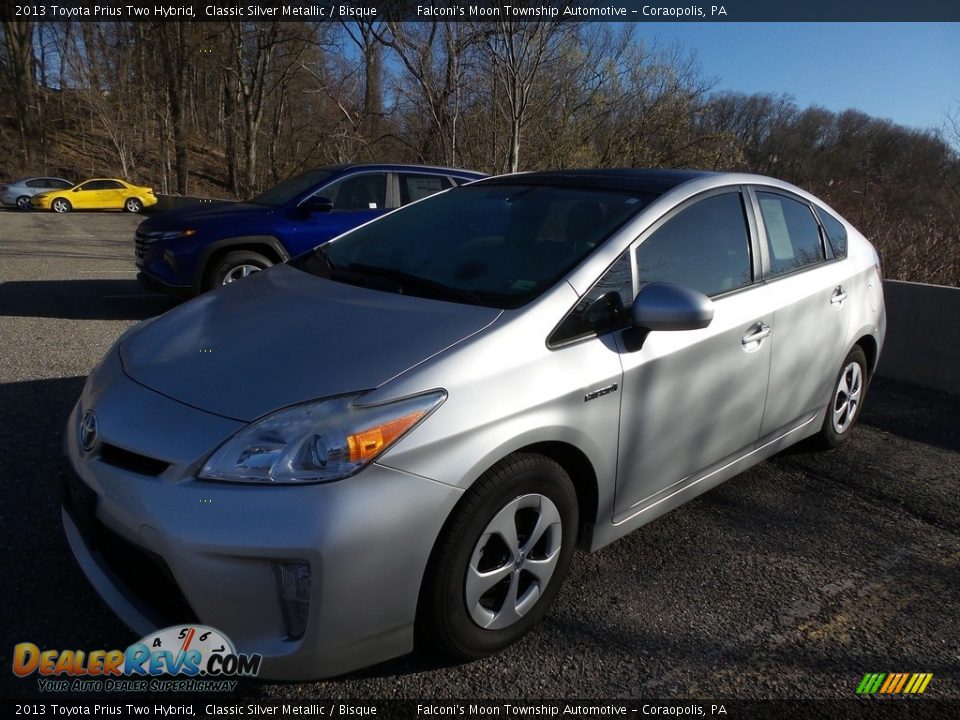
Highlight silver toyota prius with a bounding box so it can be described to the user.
[61,169,885,679]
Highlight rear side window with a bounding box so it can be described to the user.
[49,179,73,189]
[757,192,825,275]
[816,206,848,259]
[635,192,753,297]
[25,179,46,188]
[399,173,452,205]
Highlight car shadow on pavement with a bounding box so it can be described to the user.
[0,376,135,699]
[0,279,179,321]
[858,377,960,453]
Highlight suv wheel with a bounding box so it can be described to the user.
[207,250,273,290]
[417,453,578,659]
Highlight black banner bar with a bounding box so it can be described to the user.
[3,0,960,23]
[3,699,959,719]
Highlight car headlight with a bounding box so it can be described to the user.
[198,390,446,484]
[141,229,196,242]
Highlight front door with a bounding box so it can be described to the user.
[614,190,772,521]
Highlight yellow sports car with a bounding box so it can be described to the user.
[31,178,157,213]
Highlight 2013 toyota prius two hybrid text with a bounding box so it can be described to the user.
[61,170,886,680]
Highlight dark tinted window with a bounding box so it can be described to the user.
[757,192,825,275]
[25,179,46,188]
[248,169,334,207]
[77,182,99,191]
[101,180,124,190]
[323,173,388,211]
[551,252,633,345]
[816,205,848,259]
[49,179,73,189]
[297,184,657,309]
[635,192,752,297]
[399,173,452,204]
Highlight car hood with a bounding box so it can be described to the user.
[138,201,275,231]
[119,263,502,421]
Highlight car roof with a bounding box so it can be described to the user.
[325,163,487,179]
[476,168,715,194]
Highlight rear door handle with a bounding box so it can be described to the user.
[741,322,771,348]
[831,285,848,305]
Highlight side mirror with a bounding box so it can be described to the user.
[300,196,333,213]
[623,282,714,352]
[72,188,80,193]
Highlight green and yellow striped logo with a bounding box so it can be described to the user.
[857,673,933,694]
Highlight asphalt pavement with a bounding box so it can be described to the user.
[1,209,957,701]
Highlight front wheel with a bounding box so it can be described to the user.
[51,198,72,213]
[814,346,868,449]
[124,197,143,213]
[417,453,578,660]
[206,250,273,290]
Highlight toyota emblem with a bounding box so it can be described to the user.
[79,410,98,453]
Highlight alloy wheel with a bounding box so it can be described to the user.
[223,264,262,283]
[466,493,563,630]
[832,361,863,434]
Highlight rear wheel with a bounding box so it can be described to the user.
[52,198,72,213]
[124,197,143,213]
[16,195,31,210]
[814,346,868,449]
[417,453,578,660]
[206,250,273,290]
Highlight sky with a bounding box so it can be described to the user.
[631,23,960,135]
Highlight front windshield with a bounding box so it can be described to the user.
[247,169,334,207]
[291,183,658,309]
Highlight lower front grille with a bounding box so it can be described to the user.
[59,462,198,626]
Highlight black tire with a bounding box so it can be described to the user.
[417,452,578,660]
[206,250,273,290]
[51,198,72,213]
[124,197,143,213]
[16,195,31,211]
[814,346,868,449]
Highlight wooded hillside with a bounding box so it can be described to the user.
[2,19,958,286]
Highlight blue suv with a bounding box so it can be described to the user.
[135,163,486,295]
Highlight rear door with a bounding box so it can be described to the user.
[99,180,126,209]
[395,172,455,207]
[614,188,773,520]
[749,187,851,441]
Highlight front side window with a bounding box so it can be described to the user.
[757,191,825,275]
[101,180,124,190]
[25,179,46,188]
[248,168,334,207]
[292,184,658,309]
[323,173,388,211]
[635,192,753,297]
[77,182,98,191]
[49,179,72,189]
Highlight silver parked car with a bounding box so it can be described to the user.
[0,176,73,209]
[61,170,885,679]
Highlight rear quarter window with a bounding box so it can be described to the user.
[816,206,849,259]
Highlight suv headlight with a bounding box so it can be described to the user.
[198,391,445,484]
[141,229,196,242]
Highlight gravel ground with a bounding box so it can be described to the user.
[1,209,957,702]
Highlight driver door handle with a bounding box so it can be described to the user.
[742,322,771,347]
[831,285,848,305]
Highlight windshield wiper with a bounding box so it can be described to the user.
[343,263,484,305]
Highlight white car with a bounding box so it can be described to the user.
[0,176,73,210]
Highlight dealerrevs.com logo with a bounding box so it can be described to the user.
[13,625,262,692]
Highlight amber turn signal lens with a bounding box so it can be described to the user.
[346,411,425,463]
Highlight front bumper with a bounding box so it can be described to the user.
[62,366,463,680]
